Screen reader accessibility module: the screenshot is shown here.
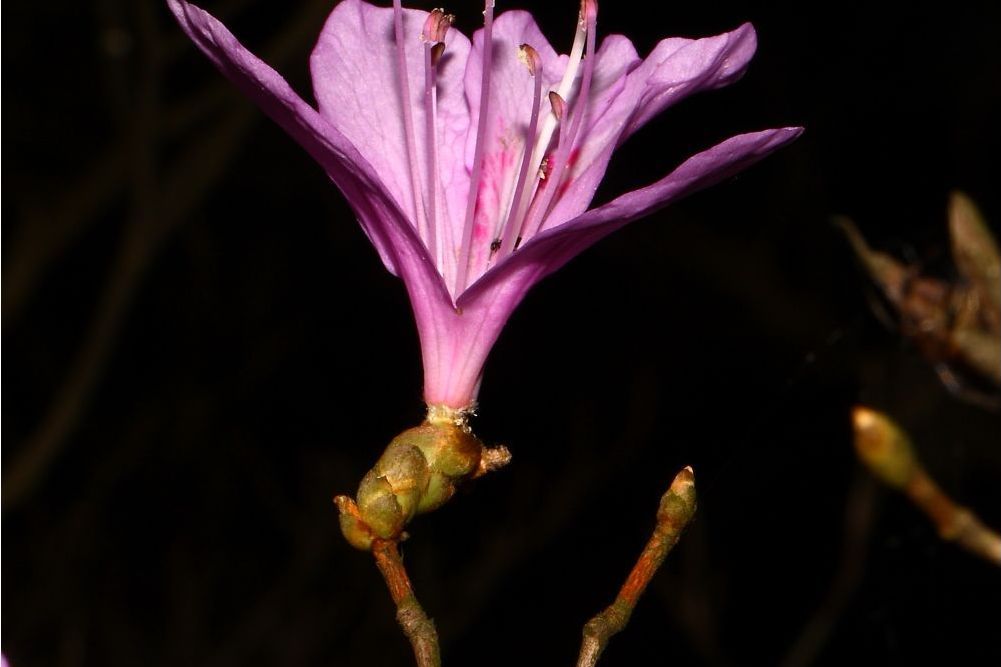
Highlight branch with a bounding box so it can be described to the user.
[371,539,441,667]
[576,466,697,667]
[853,406,1001,566]
[2,0,332,509]
[780,473,877,667]
[905,467,1001,565]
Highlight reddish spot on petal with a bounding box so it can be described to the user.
[555,147,582,199]
[472,143,517,244]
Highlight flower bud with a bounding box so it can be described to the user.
[657,466,696,530]
[337,417,506,550]
[852,406,917,489]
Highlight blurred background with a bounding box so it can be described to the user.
[4,0,1000,665]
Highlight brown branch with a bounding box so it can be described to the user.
[371,539,441,667]
[576,466,697,667]
[905,467,1001,565]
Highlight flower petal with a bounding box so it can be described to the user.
[310,0,473,244]
[626,23,758,138]
[168,0,407,276]
[168,0,462,400]
[459,127,803,319]
[544,24,759,230]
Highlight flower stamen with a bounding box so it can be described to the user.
[455,0,496,295]
[496,44,544,259]
[422,9,454,271]
[420,7,453,44]
[391,0,429,243]
[510,2,588,241]
[548,90,567,121]
[522,0,598,240]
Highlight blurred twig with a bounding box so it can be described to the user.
[4,145,129,319]
[853,406,1001,566]
[780,472,877,667]
[3,0,164,508]
[2,0,331,509]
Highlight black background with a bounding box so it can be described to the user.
[4,0,1001,665]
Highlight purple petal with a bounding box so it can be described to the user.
[439,128,801,409]
[545,24,759,229]
[168,0,464,404]
[168,0,406,276]
[458,127,803,318]
[573,34,642,138]
[626,23,758,138]
[310,0,472,239]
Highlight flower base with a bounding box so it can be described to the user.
[335,411,511,550]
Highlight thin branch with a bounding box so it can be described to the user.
[3,146,129,319]
[853,406,1001,566]
[904,466,1001,565]
[576,466,697,667]
[371,539,441,667]
[2,0,331,509]
[1,0,162,508]
[780,473,877,667]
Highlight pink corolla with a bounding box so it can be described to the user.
[169,0,800,412]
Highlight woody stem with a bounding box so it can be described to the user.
[904,468,1001,566]
[372,539,442,667]
[576,466,697,667]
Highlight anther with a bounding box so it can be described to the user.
[517,43,541,76]
[521,0,598,239]
[539,155,554,180]
[421,9,454,45]
[548,91,567,121]
[430,41,446,66]
[508,5,589,249]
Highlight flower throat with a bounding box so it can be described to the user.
[392,0,599,297]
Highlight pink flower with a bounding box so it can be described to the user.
[169,0,800,411]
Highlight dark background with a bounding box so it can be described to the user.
[4,0,1000,665]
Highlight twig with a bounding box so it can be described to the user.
[2,0,330,509]
[576,466,697,667]
[780,472,877,667]
[853,406,1001,566]
[371,539,441,667]
[904,466,1001,564]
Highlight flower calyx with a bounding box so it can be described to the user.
[335,415,511,551]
